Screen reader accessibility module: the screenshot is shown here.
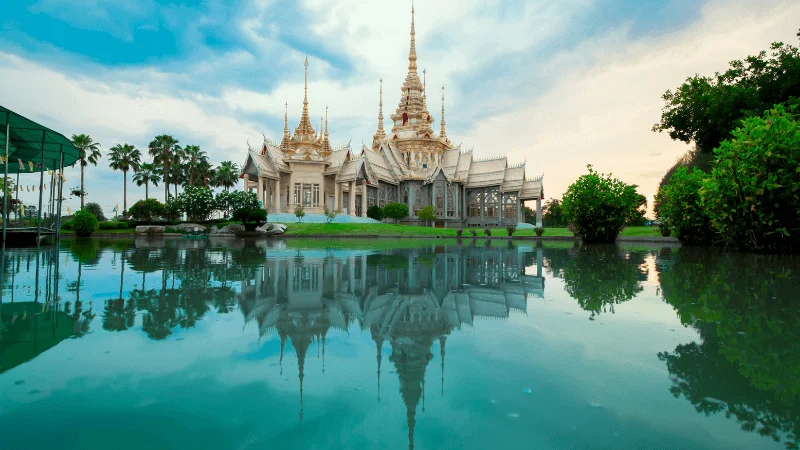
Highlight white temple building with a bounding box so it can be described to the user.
[241,6,544,228]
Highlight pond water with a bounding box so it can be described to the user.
[0,238,798,450]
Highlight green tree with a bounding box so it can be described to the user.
[656,167,715,245]
[367,205,383,221]
[148,135,180,203]
[215,161,240,190]
[701,105,800,253]
[71,134,102,209]
[562,165,642,243]
[182,145,208,187]
[295,205,305,222]
[108,143,142,213]
[72,209,99,237]
[84,202,106,222]
[541,198,565,227]
[128,198,165,224]
[383,202,409,223]
[653,34,800,155]
[132,162,161,201]
[418,205,436,227]
[176,186,215,222]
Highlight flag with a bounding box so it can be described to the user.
[20,204,25,216]
[66,205,71,214]
[18,159,24,170]
[25,186,29,192]
[61,172,67,183]
[0,155,5,164]
[112,204,119,213]
[28,161,34,172]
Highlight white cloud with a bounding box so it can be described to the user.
[1,0,797,216]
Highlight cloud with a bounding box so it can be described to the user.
[1,0,797,217]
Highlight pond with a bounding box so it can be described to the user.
[0,238,798,449]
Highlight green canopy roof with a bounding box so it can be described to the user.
[1,105,81,174]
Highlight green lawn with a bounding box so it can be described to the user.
[60,223,662,238]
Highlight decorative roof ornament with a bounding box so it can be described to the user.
[321,106,332,156]
[280,102,291,151]
[373,79,386,152]
[293,55,316,140]
[440,85,448,142]
[422,68,427,110]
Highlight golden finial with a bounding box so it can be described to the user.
[440,85,447,140]
[408,0,417,73]
[325,106,329,138]
[377,78,385,134]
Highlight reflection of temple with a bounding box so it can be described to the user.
[238,245,544,449]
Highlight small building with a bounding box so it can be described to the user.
[241,7,544,227]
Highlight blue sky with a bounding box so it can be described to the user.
[1,0,798,214]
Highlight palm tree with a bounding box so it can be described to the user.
[71,134,102,209]
[148,135,180,202]
[132,162,161,200]
[183,145,207,186]
[108,143,142,213]
[215,161,240,191]
[170,148,186,198]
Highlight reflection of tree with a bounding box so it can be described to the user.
[658,248,800,448]
[562,244,647,319]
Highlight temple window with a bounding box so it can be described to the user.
[503,194,517,219]
[293,184,301,205]
[467,191,480,217]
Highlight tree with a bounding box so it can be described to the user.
[182,145,207,187]
[132,162,161,200]
[84,202,106,222]
[383,202,409,223]
[653,34,800,154]
[324,207,339,223]
[215,161,240,191]
[108,143,142,213]
[295,205,305,222]
[418,205,436,227]
[700,105,800,253]
[215,190,257,218]
[176,186,215,222]
[128,198,165,224]
[656,167,715,245]
[541,198,565,227]
[71,134,102,209]
[148,135,180,203]
[562,165,642,243]
[523,206,536,225]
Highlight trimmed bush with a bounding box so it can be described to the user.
[701,105,800,253]
[216,190,258,218]
[177,186,215,222]
[506,225,516,236]
[98,221,117,230]
[484,228,492,237]
[72,210,99,237]
[562,165,642,243]
[233,208,250,223]
[657,166,715,245]
[418,205,436,226]
[294,205,305,222]
[535,226,545,237]
[163,197,181,223]
[128,199,164,225]
[383,202,409,222]
[456,229,464,237]
[367,205,384,221]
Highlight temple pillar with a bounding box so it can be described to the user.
[360,254,367,294]
[349,180,356,216]
[257,176,265,210]
[537,246,543,278]
[274,179,281,213]
[334,182,340,212]
[444,183,448,224]
[517,195,522,224]
[498,193,503,227]
[361,181,368,218]
[242,174,250,193]
[287,174,294,212]
[407,184,414,218]
[349,255,356,293]
[536,197,542,228]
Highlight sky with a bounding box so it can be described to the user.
[1,0,798,216]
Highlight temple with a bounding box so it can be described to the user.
[237,244,545,449]
[240,5,544,227]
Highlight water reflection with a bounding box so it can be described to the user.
[1,239,798,449]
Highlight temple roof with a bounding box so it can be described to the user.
[500,165,526,193]
[466,157,507,188]
[364,146,399,185]
[520,178,544,200]
[336,158,365,183]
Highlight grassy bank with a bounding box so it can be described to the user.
[60,223,662,238]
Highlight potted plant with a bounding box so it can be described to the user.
[506,225,516,237]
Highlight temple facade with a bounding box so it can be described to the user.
[241,6,544,228]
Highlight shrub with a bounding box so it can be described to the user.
[701,105,800,253]
[324,207,339,224]
[177,186,215,222]
[562,165,642,243]
[163,197,181,223]
[216,190,258,218]
[367,205,383,221]
[248,209,268,223]
[128,199,164,224]
[484,227,492,237]
[294,205,305,222]
[383,202,409,222]
[418,205,436,226]
[72,210,99,237]
[84,202,106,222]
[657,166,715,245]
[61,220,73,230]
[506,225,516,236]
[456,229,463,237]
[469,229,478,237]
[535,226,545,237]
[233,208,250,223]
[98,221,117,230]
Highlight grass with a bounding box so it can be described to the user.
[59,223,662,238]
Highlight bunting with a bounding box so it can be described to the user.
[28,161,34,172]
[18,159,24,170]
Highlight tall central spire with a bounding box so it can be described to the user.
[440,85,448,142]
[293,55,316,140]
[378,78,384,134]
[408,1,417,73]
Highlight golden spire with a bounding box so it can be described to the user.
[422,69,427,110]
[319,117,324,140]
[322,106,331,156]
[293,55,316,139]
[408,1,417,73]
[280,102,291,151]
[440,85,448,141]
[378,78,385,134]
